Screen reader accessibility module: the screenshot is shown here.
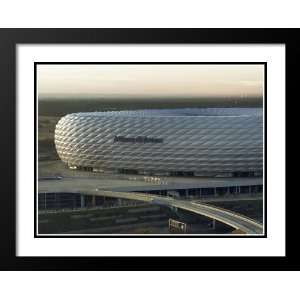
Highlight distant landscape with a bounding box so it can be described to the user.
[38,96,263,117]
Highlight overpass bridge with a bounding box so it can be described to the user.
[152,198,263,234]
[39,188,263,235]
[95,190,263,234]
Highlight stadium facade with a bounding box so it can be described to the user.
[54,108,263,177]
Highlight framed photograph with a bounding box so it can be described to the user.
[0,29,290,270]
[36,61,266,239]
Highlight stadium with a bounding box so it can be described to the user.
[54,108,263,177]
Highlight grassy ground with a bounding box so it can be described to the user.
[38,202,236,234]
[38,205,176,234]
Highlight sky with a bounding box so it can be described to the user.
[37,64,264,98]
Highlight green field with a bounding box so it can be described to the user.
[38,204,176,234]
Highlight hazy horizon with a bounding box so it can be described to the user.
[37,64,264,100]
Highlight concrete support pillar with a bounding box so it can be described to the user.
[185,189,188,199]
[199,188,201,198]
[92,195,96,207]
[80,194,85,208]
[214,188,217,197]
[212,219,216,230]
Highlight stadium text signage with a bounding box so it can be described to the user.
[114,136,163,143]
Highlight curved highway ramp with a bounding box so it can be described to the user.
[97,190,263,234]
[155,198,263,234]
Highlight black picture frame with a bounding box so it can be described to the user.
[0,28,292,270]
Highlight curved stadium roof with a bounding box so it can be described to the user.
[54,108,263,176]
